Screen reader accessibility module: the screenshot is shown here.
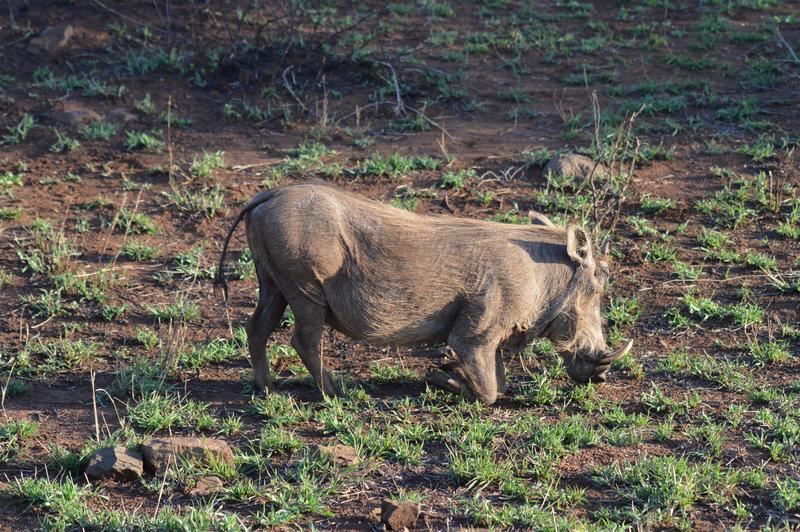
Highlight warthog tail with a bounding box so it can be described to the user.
[214,189,278,302]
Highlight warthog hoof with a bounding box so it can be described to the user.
[252,379,277,397]
[424,367,465,395]
[319,378,343,399]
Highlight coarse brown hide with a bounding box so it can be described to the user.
[216,184,632,405]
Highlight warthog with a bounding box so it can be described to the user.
[215,183,632,405]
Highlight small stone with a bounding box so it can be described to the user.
[50,106,101,126]
[381,499,420,530]
[369,507,382,521]
[28,24,74,54]
[314,443,359,467]
[85,446,144,481]
[544,152,607,181]
[140,436,234,475]
[104,108,137,124]
[189,475,224,496]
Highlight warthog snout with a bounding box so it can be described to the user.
[566,340,633,384]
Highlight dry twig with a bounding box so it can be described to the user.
[774,24,800,64]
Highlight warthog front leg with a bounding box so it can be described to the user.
[451,340,501,406]
[425,361,467,396]
[246,269,288,395]
[495,351,507,394]
[290,303,341,398]
[427,352,506,398]
[427,333,502,405]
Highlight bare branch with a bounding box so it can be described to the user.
[90,0,168,34]
[774,24,800,64]
[282,65,311,116]
[374,60,405,115]
[406,105,454,140]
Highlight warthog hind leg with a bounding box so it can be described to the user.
[290,303,341,398]
[246,268,288,395]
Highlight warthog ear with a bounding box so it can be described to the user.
[566,225,593,267]
[528,210,555,227]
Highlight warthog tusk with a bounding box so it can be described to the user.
[599,339,633,365]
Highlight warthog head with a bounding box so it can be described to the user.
[545,225,633,384]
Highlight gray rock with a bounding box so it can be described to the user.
[140,436,234,475]
[104,108,137,124]
[50,106,101,126]
[28,24,74,54]
[314,443,359,467]
[85,446,144,480]
[381,499,420,530]
[189,475,224,496]
[544,152,607,181]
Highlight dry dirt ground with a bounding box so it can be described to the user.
[1,0,799,530]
